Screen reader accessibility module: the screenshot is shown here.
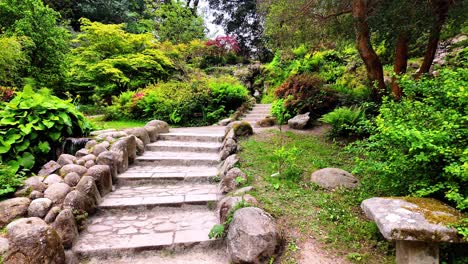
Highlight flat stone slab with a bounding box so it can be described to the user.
[361,197,464,243]
[73,206,219,256]
[135,151,220,166]
[147,141,222,153]
[118,166,218,182]
[158,133,224,143]
[100,183,220,208]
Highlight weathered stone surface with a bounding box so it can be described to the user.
[0,237,9,255]
[84,160,95,169]
[227,207,279,264]
[218,195,258,223]
[75,148,89,158]
[288,112,310,130]
[125,135,137,162]
[65,250,79,264]
[44,206,61,224]
[64,172,81,187]
[361,197,463,243]
[144,126,159,142]
[92,142,108,156]
[84,165,112,197]
[220,138,237,160]
[44,183,72,206]
[76,176,101,209]
[96,151,118,181]
[146,120,169,133]
[220,168,247,194]
[38,161,61,177]
[256,117,276,127]
[57,154,77,166]
[233,186,255,196]
[43,174,64,185]
[4,217,65,264]
[90,129,116,136]
[219,154,239,177]
[125,128,150,145]
[81,154,96,162]
[51,209,78,249]
[29,191,44,200]
[136,138,145,155]
[85,140,97,150]
[110,138,129,173]
[220,118,234,126]
[27,198,52,218]
[59,164,87,177]
[0,198,30,228]
[310,168,359,190]
[63,190,95,214]
[20,176,46,193]
[231,121,253,138]
[75,159,85,166]
[95,131,128,141]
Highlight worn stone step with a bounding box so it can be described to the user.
[243,114,271,119]
[99,183,221,209]
[158,133,224,143]
[146,141,222,153]
[117,166,218,185]
[135,151,220,166]
[73,206,222,260]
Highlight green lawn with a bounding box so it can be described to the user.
[87,116,147,130]
[237,130,394,264]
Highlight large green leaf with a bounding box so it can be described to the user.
[38,141,50,153]
[49,131,61,141]
[20,152,35,169]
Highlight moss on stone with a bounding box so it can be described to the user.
[401,197,463,226]
[232,121,253,137]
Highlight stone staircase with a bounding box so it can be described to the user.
[72,127,227,263]
[241,104,272,125]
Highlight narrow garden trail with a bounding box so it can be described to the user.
[72,126,228,263]
[241,104,272,125]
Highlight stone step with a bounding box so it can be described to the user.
[117,166,218,185]
[158,133,224,143]
[146,141,222,153]
[243,114,270,118]
[99,183,221,209]
[73,206,222,260]
[135,151,220,166]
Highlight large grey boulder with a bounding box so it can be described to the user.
[146,120,169,133]
[144,126,158,142]
[27,198,52,218]
[227,207,279,264]
[124,128,150,145]
[43,174,64,185]
[288,112,310,130]
[59,164,87,177]
[44,183,72,206]
[85,140,97,149]
[0,198,30,228]
[64,172,80,187]
[76,176,101,209]
[63,190,96,214]
[96,151,117,180]
[4,217,65,264]
[110,138,129,173]
[57,154,77,166]
[84,165,112,196]
[310,168,359,190]
[38,161,61,177]
[219,154,239,177]
[219,168,247,194]
[220,138,237,161]
[51,209,79,249]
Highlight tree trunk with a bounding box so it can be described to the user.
[391,33,409,100]
[416,0,452,78]
[352,0,386,102]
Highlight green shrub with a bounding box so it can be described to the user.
[0,163,25,197]
[271,98,292,125]
[320,106,373,139]
[351,68,467,211]
[0,86,93,174]
[275,74,339,119]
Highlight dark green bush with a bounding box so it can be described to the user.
[320,106,373,139]
[0,163,24,197]
[275,74,339,119]
[351,68,467,211]
[0,86,93,175]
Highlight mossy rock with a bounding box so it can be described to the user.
[232,121,253,138]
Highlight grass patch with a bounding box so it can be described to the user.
[87,116,147,130]
[237,130,394,264]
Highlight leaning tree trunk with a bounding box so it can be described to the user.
[352,0,386,102]
[417,0,452,78]
[391,33,409,100]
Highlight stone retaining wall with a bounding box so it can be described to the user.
[0,120,169,264]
